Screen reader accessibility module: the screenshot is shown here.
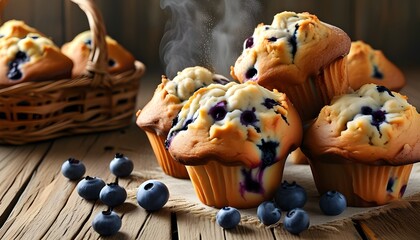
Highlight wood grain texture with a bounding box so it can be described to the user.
[0,143,51,224]
[273,221,363,239]
[0,122,157,239]
[177,213,224,240]
[357,201,420,240]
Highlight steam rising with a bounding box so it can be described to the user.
[160,0,261,78]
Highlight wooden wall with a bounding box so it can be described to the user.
[2,0,420,73]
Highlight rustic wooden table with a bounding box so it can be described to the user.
[0,70,419,240]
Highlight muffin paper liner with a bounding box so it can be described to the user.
[309,157,413,207]
[277,56,349,122]
[185,160,285,209]
[145,131,189,179]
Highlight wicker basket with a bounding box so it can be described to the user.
[0,0,145,145]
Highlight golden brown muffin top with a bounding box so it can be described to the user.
[231,11,351,90]
[0,34,73,86]
[0,20,43,39]
[347,41,406,91]
[61,30,135,76]
[136,66,230,136]
[166,81,302,168]
[303,83,420,165]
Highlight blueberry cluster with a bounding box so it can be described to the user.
[61,153,170,236]
[217,180,347,235]
[61,153,133,236]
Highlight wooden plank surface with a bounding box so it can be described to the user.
[0,143,51,224]
[356,201,420,240]
[0,70,419,239]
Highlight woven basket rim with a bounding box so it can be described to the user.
[0,0,146,145]
[0,60,145,95]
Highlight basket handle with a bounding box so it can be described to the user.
[71,0,110,87]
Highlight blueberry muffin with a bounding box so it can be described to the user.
[166,81,302,208]
[302,84,420,206]
[61,31,135,77]
[0,34,73,86]
[347,41,406,91]
[136,66,231,178]
[0,20,43,39]
[231,11,351,122]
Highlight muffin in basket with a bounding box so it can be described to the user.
[231,11,351,122]
[0,19,43,39]
[302,83,420,207]
[166,81,302,208]
[0,33,73,86]
[61,30,135,77]
[347,40,406,91]
[136,66,231,179]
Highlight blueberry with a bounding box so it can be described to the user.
[165,118,195,149]
[267,37,277,42]
[77,176,106,200]
[92,209,122,236]
[7,51,29,80]
[61,158,86,180]
[283,208,310,235]
[262,98,279,109]
[245,67,257,80]
[136,180,169,211]
[376,85,394,97]
[372,65,384,79]
[240,109,258,126]
[371,110,386,126]
[240,167,264,195]
[84,39,92,46]
[361,106,373,115]
[110,153,134,177]
[7,66,22,80]
[257,139,279,167]
[108,59,116,67]
[360,106,387,136]
[257,201,281,226]
[319,190,347,216]
[212,76,230,85]
[99,182,127,207]
[208,101,227,121]
[216,206,241,229]
[274,181,307,211]
[244,37,254,49]
[387,178,395,192]
[288,24,299,59]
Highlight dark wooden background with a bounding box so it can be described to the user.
[2,0,420,74]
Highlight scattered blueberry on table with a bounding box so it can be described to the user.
[319,190,347,216]
[216,206,241,229]
[61,157,86,180]
[274,181,307,211]
[92,209,122,236]
[110,153,134,177]
[283,208,310,235]
[99,182,127,207]
[136,180,169,211]
[257,201,281,226]
[77,176,106,200]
